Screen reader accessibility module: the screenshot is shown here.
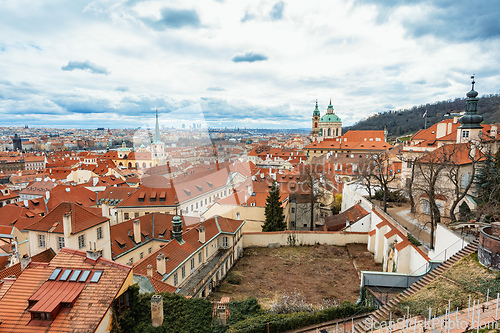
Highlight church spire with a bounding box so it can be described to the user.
[313,100,320,117]
[154,109,161,143]
[459,75,482,129]
[327,99,334,114]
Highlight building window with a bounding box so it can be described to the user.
[38,234,45,248]
[222,236,228,248]
[217,237,220,248]
[148,247,152,254]
[291,207,295,213]
[78,235,85,249]
[198,252,202,264]
[140,252,144,259]
[58,237,65,250]
[134,212,139,218]
[191,258,195,271]
[174,273,178,286]
[181,266,186,279]
[97,227,103,240]
[124,213,129,220]
[462,130,470,138]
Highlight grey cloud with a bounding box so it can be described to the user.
[269,1,285,20]
[61,60,110,75]
[357,0,500,42]
[149,8,201,30]
[116,86,129,92]
[231,51,268,63]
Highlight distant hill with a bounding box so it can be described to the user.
[344,94,500,139]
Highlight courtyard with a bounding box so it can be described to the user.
[209,243,381,308]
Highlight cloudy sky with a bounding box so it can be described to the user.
[1,0,499,129]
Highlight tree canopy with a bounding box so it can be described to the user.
[262,181,287,232]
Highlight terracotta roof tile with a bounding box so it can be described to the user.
[0,248,131,332]
[24,202,109,234]
[133,216,243,281]
[110,213,199,259]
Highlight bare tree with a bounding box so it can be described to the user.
[370,152,398,212]
[297,163,329,231]
[356,152,397,212]
[445,142,483,222]
[357,157,375,200]
[399,154,419,214]
[414,145,459,249]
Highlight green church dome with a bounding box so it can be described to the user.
[319,114,341,123]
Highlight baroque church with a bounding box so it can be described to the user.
[310,100,342,141]
[304,99,392,159]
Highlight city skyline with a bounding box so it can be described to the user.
[1,0,500,129]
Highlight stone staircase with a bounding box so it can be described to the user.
[353,240,479,333]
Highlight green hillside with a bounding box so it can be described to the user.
[344,94,500,139]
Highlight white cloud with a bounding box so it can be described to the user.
[0,0,499,128]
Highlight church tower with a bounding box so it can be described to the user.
[318,99,342,139]
[151,109,165,166]
[310,100,321,140]
[458,76,483,143]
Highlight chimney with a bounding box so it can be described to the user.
[199,226,205,243]
[23,200,28,208]
[147,264,153,277]
[133,219,141,244]
[63,211,72,239]
[151,295,164,327]
[101,201,109,217]
[156,252,166,275]
[86,248,103,261]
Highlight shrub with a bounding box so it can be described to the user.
[374,189,407,203]
[111,285,214,333]
[407,233,422,246]
[269,290,313,314]
[227,302,375,333]
[226,271,243,285]
[458,201,473,221]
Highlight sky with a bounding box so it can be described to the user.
[1,0,500,129]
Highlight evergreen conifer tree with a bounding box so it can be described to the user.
[262,181,286,232]
[475,149,500,220]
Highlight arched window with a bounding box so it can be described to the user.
[314,122,318,128]
[336,128,339,136]
[142,162,146,168]
[328,128,331,137]
[135,162,139,168]
[119,162,123,166]
[128,162,132,168]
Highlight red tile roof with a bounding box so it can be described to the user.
[24,202,109,234]
[322,204,369,231]
[133,216,244,281]
[117,184,177,207]
[47,185,97,209]
[0,248,131,332]
[0,248,56,281]
[148,276,177,293]
[110,213,199,258]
